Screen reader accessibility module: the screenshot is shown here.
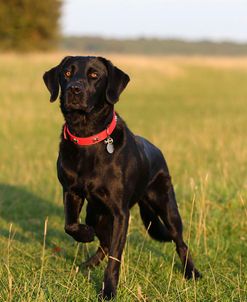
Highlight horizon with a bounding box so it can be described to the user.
[61,34,247,45]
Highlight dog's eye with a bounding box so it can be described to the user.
[64,71,72,77]
[88,71,98,79]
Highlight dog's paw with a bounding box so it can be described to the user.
[77,224,95,242]
[184,267,202,280]
[65,223,95,242]
[81,255,101,270]
[98,280,117,301]
[99,287,116,301]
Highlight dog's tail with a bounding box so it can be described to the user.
[138,201,172,242]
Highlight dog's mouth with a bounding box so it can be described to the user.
[63,103,94,114]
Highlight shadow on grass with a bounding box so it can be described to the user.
[0,183,106,293]
[0,183,64,244]
[0,183,186,292]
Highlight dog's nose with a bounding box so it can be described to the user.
[69,85,83,95]
[70,85,82,95]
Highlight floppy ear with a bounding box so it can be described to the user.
[43,66,59,102]
[98,57,130,104]
[43,56,72,102]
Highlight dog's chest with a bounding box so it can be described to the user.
[58,142,116,190]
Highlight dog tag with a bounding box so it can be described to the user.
[104,137,114,154]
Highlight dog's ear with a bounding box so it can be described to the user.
[43,56,72,102]
[98,57,130,104]
[43,66,59,102]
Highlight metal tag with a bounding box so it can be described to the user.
[106,142,114,154]
[104,137,114,154]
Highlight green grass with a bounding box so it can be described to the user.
[0,54,246,301]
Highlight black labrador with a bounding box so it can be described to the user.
[43,56,201,300]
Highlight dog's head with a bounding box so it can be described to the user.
[43,56,130,113]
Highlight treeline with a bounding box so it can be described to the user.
[0,0,61,51]
[61,36,247,56]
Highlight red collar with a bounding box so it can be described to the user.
[63,111,117,146]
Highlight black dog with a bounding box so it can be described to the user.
[43,56,201,300]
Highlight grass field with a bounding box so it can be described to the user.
[0,53,246,301]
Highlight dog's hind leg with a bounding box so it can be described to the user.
[139,199,172,242]
[140,171,201,279]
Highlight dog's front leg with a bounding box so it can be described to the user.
[100,208,130,300]
[64,190,95,242]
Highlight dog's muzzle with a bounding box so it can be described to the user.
[65,82,89,111]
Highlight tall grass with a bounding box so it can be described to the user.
[0,53,246,301]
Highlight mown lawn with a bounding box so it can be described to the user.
[0,53,246,301]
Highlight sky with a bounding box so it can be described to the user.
[61,0,247,42]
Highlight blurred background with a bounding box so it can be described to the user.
[0,0,247,54]
[0,1,246,301]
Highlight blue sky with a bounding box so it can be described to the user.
[61,0,247,42]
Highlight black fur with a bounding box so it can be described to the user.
[43,56,201,300]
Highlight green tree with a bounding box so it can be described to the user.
[0,0,61,51]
